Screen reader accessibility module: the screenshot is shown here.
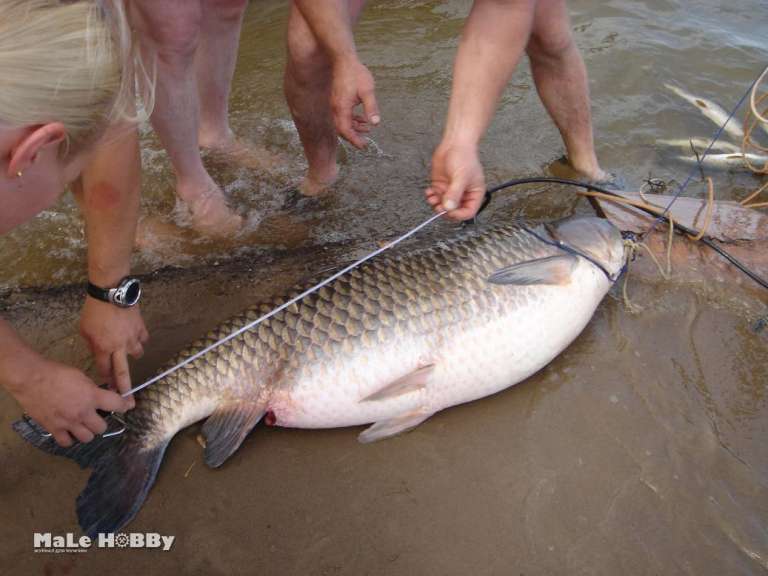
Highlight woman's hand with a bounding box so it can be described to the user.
[9,354,132,447]
[80,297,148,404]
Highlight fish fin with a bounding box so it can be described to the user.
[77,438,168,538]
[488,254,577,286]
[202,401,265,468]
[358,410,433,444]
[14,415,170,537]
[360,364,434,402]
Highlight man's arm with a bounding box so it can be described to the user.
[293,0,380,148]
[426,0,536,220]
[74,122,148,401]
[0,317,131,447]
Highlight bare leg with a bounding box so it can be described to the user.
[129,0,241,237]
[196,0,248,148]
[283,0,367,196]
[527,0,606,181]
[196,0,283,172]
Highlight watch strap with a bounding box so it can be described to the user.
[87,281,112,303]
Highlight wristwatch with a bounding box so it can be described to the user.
[87,276,142,308]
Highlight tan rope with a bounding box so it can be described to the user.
[688,177,714,241]
[620,240,643,313]
[741,65,768,203]
[749,65,768,124]
[741,179,768,206]
[743,92,768,155]
[576,189,679,278]
[638,241,671,280]
[575,190,672,217]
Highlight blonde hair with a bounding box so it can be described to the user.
[0,0,153,156]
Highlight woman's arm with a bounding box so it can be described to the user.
[74,122,149,398]
[0,317,131,447]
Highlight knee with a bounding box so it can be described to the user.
[285,19,330,87]
[136,5,203,64]
[204,0,248,21]
[527,28,575,63]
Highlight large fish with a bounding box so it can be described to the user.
[14,216,625,536]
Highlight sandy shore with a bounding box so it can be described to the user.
[2,246,767,575]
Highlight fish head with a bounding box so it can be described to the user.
[548,216,625,278]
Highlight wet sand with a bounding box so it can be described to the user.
[2,0,768,573]
[2,240,767,575]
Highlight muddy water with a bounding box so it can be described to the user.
[1,0,767,574]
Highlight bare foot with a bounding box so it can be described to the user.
[201,132,285,173]
[547,155,610,183]
[179,178,242,238]
[294,161,339,197]
[298,174,336,197]
[189,192,243,238]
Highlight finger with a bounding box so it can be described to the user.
[71,424,95,444]
[94,351,114,388]
[360,87,381,126]
[424,188,441,207]
[445,206,479,221]
[352,120,371,133]
[446,193,484,221]
[95,386,132,413]
[441,178,467,213]
[334,106,366,149]
[139,325,149,344]
[128,340,144,359]
[112,348,136,409]
[52,429,74,448]
[112,350,132,396]
[83,411,108,436]
[338,126,366,149]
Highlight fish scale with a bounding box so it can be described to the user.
[14,216,625,536]
[143,223,570,427]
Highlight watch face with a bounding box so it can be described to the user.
[114,278,141,307]
[124,280,141,306]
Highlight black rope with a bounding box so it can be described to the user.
[517,222,622,283]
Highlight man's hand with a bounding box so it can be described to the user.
[330,56,381,149]
[11,356,132,447]
[425,143,486,221]
[80,297,148,405]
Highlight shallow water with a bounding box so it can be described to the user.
[2,0,766,290]
[1,0,767,574]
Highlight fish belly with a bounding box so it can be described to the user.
[273,263,608,430]
[425,276,601,412]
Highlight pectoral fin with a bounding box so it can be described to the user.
[358,410,433,443]
[202,401,265,468]
[360,364,434,402]
[488,254,577,286]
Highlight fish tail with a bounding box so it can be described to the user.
[13,416,169,537]
[76,436,168,537]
